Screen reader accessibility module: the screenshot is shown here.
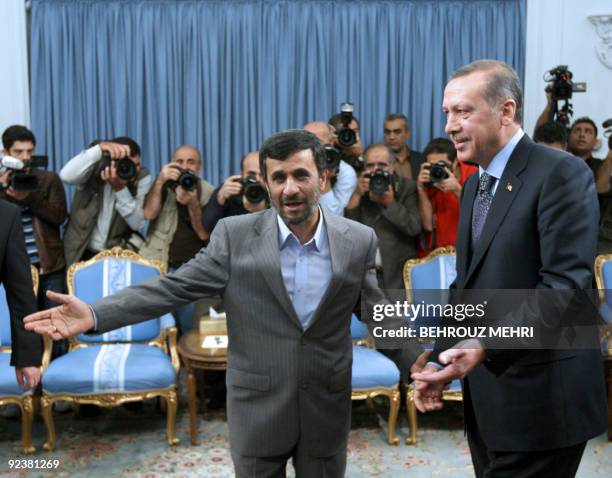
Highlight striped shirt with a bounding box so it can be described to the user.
[21,206,40,265]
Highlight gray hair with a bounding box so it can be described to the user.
[448,60,523,124]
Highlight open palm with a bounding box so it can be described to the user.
[23,290,95,340]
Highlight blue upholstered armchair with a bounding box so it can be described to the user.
[0,266,42,454]
[40,248,180,451]
[350,314,401,445]
[595,254,612,355]
[402,246,462,445]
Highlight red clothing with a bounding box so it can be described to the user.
[418,161,477,257]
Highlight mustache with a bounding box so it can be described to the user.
[450,134,468,142]
[280,195,305,205]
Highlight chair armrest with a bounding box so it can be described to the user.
[163,326,180,373]
[41,335,53,371]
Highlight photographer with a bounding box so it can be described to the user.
[61,137,152,265]
[345,143,421,290]
[304,121,356,215]
[140,145,213,334]
[202,150,268,234]
[582,119,612,254]
[141,145,214,266]
[383,113,424,180]
[0,125,67,311]
[416,138,477,256]
[329,109,364,161]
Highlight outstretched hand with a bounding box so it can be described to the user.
[23,290,95,340]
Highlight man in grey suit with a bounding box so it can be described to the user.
[25,130,424,477]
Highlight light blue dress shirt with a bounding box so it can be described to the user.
[277,209,333,330]
[320,160,357,215]
[478,128,524,195]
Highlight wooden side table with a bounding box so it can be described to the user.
[178,329,227,445]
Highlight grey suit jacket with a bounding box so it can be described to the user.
[92,207,421,457]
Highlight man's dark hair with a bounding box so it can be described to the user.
[2,125,36,150]
[534,122,568,146]
[111,136,141,158]
[448,59,523,125]
[570,117,598,137]
[328,113,361,130]
[384,113,410,131]
[423,138,457,163]
[259,130,325,179]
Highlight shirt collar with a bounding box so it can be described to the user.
[479,128,524,179]
[277,206,326,251]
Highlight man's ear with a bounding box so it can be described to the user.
[500,99,517,126]
[320,168,330,187]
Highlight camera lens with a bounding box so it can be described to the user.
[179,171,197,191]
[243,178,267,204]
[337,128,356,148]
[324,145,341,170]
[368,169,390,194]
[116,158,137,181]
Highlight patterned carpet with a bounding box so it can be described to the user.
[0,382,610,477]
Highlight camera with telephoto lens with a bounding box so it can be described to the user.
[167,166,198,191]
[603,119,612,151]
[543,65,586,127]
[0,155,48,192]
[323,145,342,171]
[425,161,450,187]
[98,151,137,181]
[240,175,267,204]
[368,168,391,194]
[336,102,357,148]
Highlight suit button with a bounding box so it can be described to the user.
[300,381,309,390]
[300,338,305,346]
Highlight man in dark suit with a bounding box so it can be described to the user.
[0,199,41,390]
[411,60,607,477]
[24,130,425,477]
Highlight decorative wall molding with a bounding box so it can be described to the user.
[588,14,612,69]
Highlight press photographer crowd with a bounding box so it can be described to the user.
[0,60,610,476]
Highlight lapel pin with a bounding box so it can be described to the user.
[506,183,513,192]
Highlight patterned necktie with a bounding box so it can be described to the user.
[471,172,495,244]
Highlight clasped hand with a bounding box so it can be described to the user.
[410,339,485,412]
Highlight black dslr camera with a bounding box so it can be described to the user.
[604,118,612,150]
[242,175,267,204]
[425,162,450,187]
[233,175,267,204]
[0,155,48,192]
[368,169,391,194]
[324,145,342,171]
[97,151,137,181]
[336,102,357,148]
[167,166,198,191]
[543,65,586,127]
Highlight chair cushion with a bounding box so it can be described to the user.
[350,314,368,340]
[0,353,25,396]
[351,345,400,389]
[73,259,163,343]
[42,344,176,394]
